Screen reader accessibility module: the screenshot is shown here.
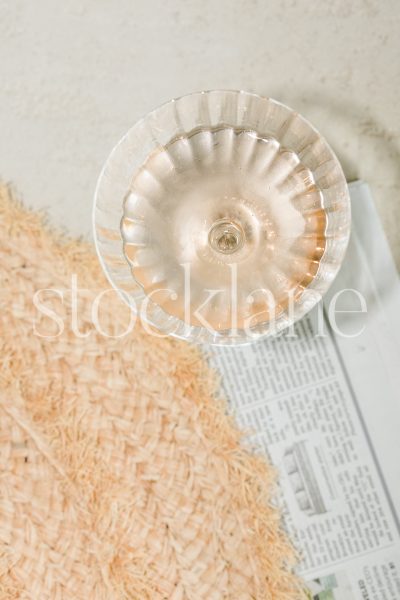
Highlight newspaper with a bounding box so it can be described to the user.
[210,181,400,600]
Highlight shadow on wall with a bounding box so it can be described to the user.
[257,87,400,270]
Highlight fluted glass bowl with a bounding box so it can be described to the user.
[93,90,350,345]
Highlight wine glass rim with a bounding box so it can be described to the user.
[93,89,351,345]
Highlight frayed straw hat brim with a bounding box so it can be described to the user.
[0,183,303,599]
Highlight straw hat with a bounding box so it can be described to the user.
[0,183,303,599]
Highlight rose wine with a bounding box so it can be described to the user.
[122,126,327,332]
[94,91,350,344]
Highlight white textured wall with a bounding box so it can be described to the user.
[1,0,399,267]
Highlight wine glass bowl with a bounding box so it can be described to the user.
[94,91,350,345]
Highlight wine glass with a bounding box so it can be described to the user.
[93,90,350,345]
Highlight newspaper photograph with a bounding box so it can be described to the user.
[211,181,400,600]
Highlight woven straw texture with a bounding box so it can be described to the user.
[0,182,304,600]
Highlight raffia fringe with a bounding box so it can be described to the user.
[0,182,304,599]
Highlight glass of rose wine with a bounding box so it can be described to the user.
[94,90,350,345]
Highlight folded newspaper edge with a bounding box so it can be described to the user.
[210,181,400,600]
